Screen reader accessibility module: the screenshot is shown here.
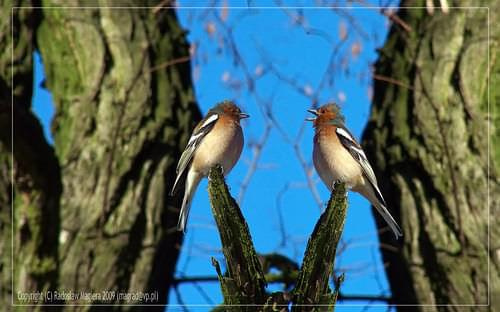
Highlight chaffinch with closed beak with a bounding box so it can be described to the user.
[171,100,249,233]
[307,103,402,238]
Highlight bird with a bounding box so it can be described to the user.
[307,103,402,238]
[170,100,249,233]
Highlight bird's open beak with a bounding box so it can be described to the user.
[306,109,318,121]
[307,109,318,116]
[239,113,250,119]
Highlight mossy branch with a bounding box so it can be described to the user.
[208,166,348,311]
[291,181,347,311]
[208,165,267,306]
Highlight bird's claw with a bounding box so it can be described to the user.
[331,180,342,190]
[331,180,348,196]
[208,165,225,182]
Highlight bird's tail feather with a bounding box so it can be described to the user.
[176,170,201,233]
[374,202,403,239]
[170,171,184,196]
[177,193,192,233]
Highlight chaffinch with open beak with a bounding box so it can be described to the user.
[170,100,249,233]
[307,103,402,238]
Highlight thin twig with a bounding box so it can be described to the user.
[173,285,189,312]
[373,73,414,90]
[147,55,191,73]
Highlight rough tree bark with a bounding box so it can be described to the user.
[1,1,200,310]
[363,0,499,310]
[0,1,61,308]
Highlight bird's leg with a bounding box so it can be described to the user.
[332,180,347,195]
[208,165,225,182]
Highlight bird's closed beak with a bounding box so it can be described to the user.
[306,109,318,121]
[239,113,250,119]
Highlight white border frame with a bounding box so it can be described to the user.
[10,4,491,309]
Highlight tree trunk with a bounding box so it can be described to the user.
[363,0,499,310]
[0,1,61,308]
[1,1,200,310]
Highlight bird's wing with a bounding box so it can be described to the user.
[335,126,386,206]
[336,125,402,238]
[170,112,219,195]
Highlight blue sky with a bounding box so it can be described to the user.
[32,2,397,311]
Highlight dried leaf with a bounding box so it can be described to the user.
[339,21,347,41]
[254,65,263,77]
[193,65,201,82]
[221,71,231,82]
[221,0,229,21]
[351,41,361,58]
[304,84,314,96]
[205,21,216,36]
[337,91,346,103]
[367,86,373,101]
[189,42,197,57]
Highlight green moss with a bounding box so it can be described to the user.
[392,89,411,143]
[37,15,83,98]
[490,45,500,172]
[51,100,74,161]
[292,182,347,310]
[208,165,266,305]
[30,257,58,277]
